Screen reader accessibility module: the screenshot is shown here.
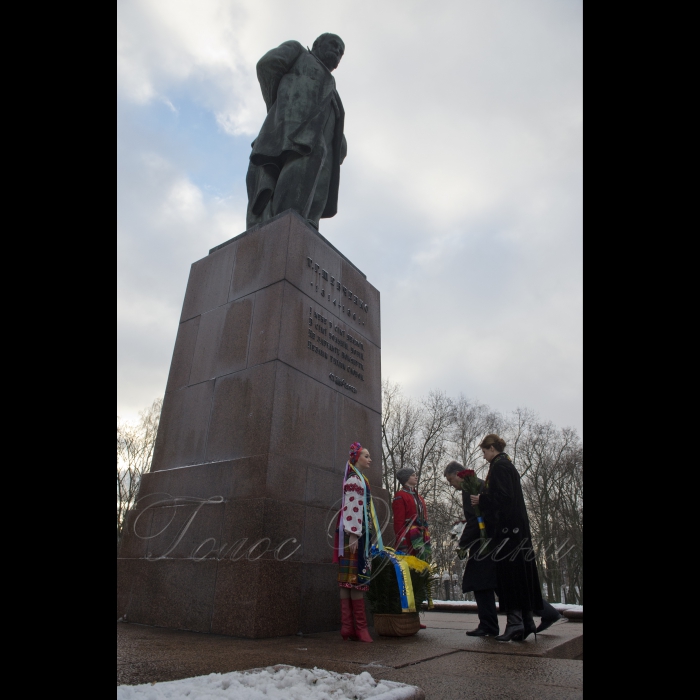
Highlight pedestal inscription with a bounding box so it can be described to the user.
[117,210,388,638]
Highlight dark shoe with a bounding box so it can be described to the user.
[467,627,498,637]
[496,611,524,642]
[537,613,566,633]
[516,610,537,641]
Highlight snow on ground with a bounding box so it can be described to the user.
[117,665,418,700]
[430,600,479,607]
[551,604,583,613]
[431,600,583,612]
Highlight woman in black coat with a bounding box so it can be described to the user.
[472,434,544,641]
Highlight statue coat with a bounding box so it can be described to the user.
[247,40,347,227]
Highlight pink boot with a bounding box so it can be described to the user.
[341,599,357,641]
[351,598,374,643]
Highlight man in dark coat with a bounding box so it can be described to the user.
[445,461,500,636]
[474,435,544,641]
[447,456,564,640]
[246,33,347,231]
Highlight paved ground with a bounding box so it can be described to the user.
[117,612,583,699]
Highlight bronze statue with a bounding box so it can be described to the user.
[246,34,347,231]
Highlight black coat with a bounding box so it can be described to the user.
[480,454,544,612]
[459,480,498,593]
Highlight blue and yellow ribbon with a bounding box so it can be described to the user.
[370,546,430,613]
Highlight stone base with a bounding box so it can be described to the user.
[117,210,387,638]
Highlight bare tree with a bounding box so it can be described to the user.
[504,406,538,469]
[551,439,583,603]
[379,382,583,603]
[381,382,459,574]
[381,380,421,492]
[452,396,504,478]
[412,390,457,576]
[117,398,162,553]
[520,421,583,603]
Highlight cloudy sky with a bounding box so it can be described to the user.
[117,0,583,434]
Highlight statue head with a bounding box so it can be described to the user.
[312,33,345,72]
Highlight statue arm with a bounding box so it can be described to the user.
[256,40,304,111]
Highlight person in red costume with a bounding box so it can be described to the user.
[392,468,432,562]
[392,467,432,630]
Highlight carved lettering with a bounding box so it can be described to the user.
[347,334,364,350]
[329,373,358,394]
[304,305,370,386]
[305,259,370,326]
[307,340,328,359]
[330,356,346,370]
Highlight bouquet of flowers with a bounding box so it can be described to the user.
[458,469,488,555]
[367,549,437,614]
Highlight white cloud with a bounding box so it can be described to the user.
[117,142,245,420]
[117,0,583,433]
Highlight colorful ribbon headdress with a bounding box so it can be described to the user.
[349,442,363,464]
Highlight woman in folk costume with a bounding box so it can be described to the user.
[392,468,432,563]
[334,442,380,643]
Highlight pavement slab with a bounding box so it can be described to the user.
[117,612,583,699]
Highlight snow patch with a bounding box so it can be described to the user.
[431,600,583,612]
[552,604,583,613]
[431,600,480,606]
[117,665,420,700]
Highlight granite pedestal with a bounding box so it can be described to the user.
[117,210,388,638]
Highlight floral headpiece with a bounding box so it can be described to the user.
[349,442,363,465]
